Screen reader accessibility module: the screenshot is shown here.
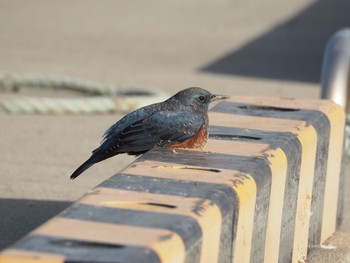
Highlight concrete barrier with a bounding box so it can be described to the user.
[0,96,345,263]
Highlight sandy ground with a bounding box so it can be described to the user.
[0,0,349,261]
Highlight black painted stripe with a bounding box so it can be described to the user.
[13,235,161,263]
[337,148,347,228]
[212,101,331,258]
[210,125,301,263]
[101,149,272,263]
[60,204,202,263]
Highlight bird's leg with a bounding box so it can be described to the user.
[172,149,178,154]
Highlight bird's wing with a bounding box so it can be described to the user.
[96,111,204,155]
[101,107,152,142]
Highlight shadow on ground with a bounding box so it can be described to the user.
[201,0,350,83]
[0,199,71,250]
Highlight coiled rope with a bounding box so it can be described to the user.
[0,73,169,114]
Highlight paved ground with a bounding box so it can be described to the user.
[0,0,349,261]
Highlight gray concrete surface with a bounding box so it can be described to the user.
[0,0,349,261]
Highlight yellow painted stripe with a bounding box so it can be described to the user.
[32,218,186,263]
[124,160,257,263]
[209,112,306,133]
[125,159,253,187]
[290,123,317,262]
[226,95,340,111]
[231,172,257,263]
[79,187,222,263]
[204,139,270,156]
[0,250,64,263]
[319,104,345,242]
[263,148,288,263]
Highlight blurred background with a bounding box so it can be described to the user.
[0,0,349,258]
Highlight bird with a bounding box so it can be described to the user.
[70,87,228,179]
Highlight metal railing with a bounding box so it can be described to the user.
[321,28,350,156]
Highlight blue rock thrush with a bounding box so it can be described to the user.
[70,87,228,179]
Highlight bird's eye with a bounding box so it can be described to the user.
[197,95,206,102]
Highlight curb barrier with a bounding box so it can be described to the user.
[0,96,345,263]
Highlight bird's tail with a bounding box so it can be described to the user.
[70,155,98,180]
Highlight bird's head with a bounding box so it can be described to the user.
[171,87,229,112]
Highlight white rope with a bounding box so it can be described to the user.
[0,73,169,114]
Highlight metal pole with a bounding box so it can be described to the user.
[321,28,350,114]
[321,29,350,157]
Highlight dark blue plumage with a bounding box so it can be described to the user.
[70,87,228,179]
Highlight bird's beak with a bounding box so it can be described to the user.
[210,94,229,102]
